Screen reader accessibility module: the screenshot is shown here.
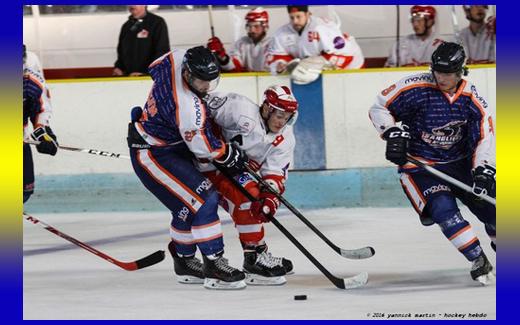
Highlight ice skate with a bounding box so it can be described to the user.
[470,253,495,285]
[203,253,246,290]
[168,241,204,284]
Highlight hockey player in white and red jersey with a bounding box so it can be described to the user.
[23,45,58,203]
[199,85,298,285]
[460,5,495,64]
[369,42,495,285]
[207,7,271,72]
[267,5,364,84]
[127,46,250,290]
[385,5,445,67]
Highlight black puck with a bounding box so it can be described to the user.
[294,295,307,300]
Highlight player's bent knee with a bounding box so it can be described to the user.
[425,194,459,225]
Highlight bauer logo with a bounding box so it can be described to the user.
[333,36,345,49]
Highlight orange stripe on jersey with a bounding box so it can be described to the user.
[458,237,478,251]
[27,75,44,91]
[449,225,471,241]
[147,150,204,206]
[192,220,221,230]
[385,83,437,108]
[442,80,466,104]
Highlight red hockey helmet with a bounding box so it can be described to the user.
[245,7,269,26]
[262,85,298,126]
[410,5,436,20]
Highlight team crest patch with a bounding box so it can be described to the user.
[207,96,228,110]
[237,115,255,135]
[421,120,466,150]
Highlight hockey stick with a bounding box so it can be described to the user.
[24,139,131,160]
[406,155,496,206]
[215,166,368,289]
[451,5,462,44]
[23,213,165,271]
[244,164,375,260]
[208,5,215,38]
[396,5,400,67]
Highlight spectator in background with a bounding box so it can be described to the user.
[460,5,495,64]
[385,5,444,67]
[267,5,364,85]
[207,7,271,72]
[113,5,170,76]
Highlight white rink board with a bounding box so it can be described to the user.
[34,67,496,175]
[23,207,496,320]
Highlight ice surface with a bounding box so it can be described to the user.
[23,207,495,320]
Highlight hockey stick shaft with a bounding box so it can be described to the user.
[23,213,165,271]
[215,166,354,289]
[208,5,215,37]
[406,156,496,206]
[244,164,375,259]
[24,139,130,160]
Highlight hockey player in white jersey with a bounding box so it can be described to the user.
[460,5,495,64]
[385,5,445,67]
[200,85,298,285]
[207,7,271,72]
[23,45,59,203]
[267,5,364,84]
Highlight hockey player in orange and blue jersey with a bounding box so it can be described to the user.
[23,45,58,203]
[369,42,495,285]
[127,46,249,290]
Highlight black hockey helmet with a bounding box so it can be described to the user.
[431,42,468,75]
[182,46,220,97]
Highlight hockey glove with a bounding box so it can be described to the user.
[207,37,229,64]
[251,191,280,223]
[214,142,248,176]
[31,126,58,156]
[472,164,496,197]
[382,126,410,166]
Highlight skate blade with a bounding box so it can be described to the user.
[176,275,204,284]
[245,273,287,286]
[204,278,247,290]
[475,272,495,286]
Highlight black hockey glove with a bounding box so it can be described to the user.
[382,126,410,166]
[31,126,58,156]
[472,164,496,197]
[214,142,248,176]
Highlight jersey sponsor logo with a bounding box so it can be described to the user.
[184,130,197,142]
[404,74,434,84]
[421,120,466,150]
[381,84,396,96]
[195,179,213,195]
[470,85,489,109]
[308,31,320,42]
[423,184,451,197]
[333,36,345,49]
[177,206,190,222]
[207,96,228,110]
[193,97,203,127]
[238,173,254,186]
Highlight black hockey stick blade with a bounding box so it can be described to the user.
[134,250,166,270]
